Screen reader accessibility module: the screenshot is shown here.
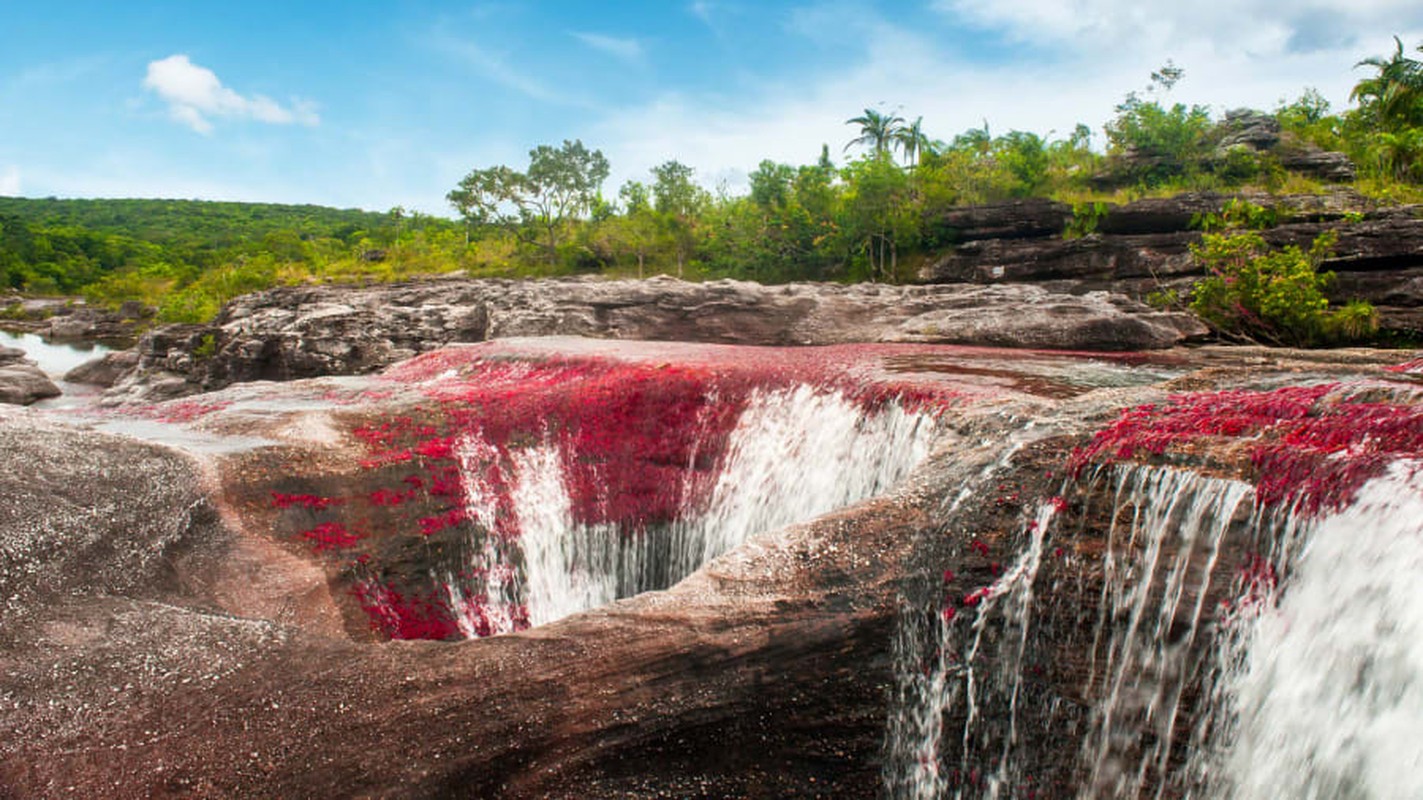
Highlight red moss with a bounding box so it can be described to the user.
[1385,357,1423,375]
[137,399,233,423]
[351,581,463,640]
[962,587,992,607]
[330,347,961,640]
[301,521,360,552]
[1071,384,1423,515]
[270,492,343,510]
[367,488,413,506]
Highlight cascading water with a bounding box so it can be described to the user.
[887,464,1264,798]
[1194,463,1423,799]
[886,451,1423,799]
[456,385,938,633]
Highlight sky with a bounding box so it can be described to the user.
[2,1,1422,216]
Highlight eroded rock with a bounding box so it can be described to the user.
[0,340,1418,798]
[106,278,1206,403]
[0,354,60,405]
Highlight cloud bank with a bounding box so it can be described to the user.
[0,166,19,196]
[143,54,319,134]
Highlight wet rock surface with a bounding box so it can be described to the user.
[0,339,1416,798]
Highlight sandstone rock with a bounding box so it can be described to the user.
[107,277,1206,403]
[64,349,140,386]
[0,346,27,367]
[918,192,1423,343]
[1218,109,1281,150]
[888,286,1206,349]
[1096,192,1240,235]
[1,343,1414,797]
[0,361,60,405]
[44,306,142,342]
[927,198,1071,241]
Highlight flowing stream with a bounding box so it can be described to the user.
[885,460,1423,798]
[449,386,940,634]
[1197,463,1423,799]
[0,329,110,377]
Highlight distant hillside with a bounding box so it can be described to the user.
[0,197,469,318]
[0,197,397,250]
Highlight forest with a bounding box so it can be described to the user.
[2,39,1422,329]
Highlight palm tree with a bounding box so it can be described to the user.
[845,108,906,158]
[893,116,929,167]
[1351,36,1423,129]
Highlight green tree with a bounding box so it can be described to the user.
[1104,64,1213,184]
[845,108,906,158]
[447,139,610,264]
[651,160,705,277]
[839,155,916,282]
[1188,202,1377,346]
[893,116,930,167]
[1351,36,1423,130]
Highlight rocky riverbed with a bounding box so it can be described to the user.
[1,325,1418,797]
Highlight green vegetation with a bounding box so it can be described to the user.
[0,197,469,322]
[1187,201,1378,346]
[2,39,1422,335]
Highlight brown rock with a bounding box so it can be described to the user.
[0,362,60,405]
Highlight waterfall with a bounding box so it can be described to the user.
[887,458,1423,798]
[1197,463,1423,799]
[886,465,1258,798]
[454,386,938,634]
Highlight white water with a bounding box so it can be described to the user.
[1081,467,1252,799]
[888,460,1423,799]
[454,386,939,634]
[0,329,111,377]
[1201,464,1423,799]
[885,465,1256,798]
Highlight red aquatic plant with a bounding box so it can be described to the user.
[300,521,360,552]
[1071,383,1423,515]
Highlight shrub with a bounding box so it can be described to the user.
[1188,222,1376,347]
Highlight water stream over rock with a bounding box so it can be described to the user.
[3,333,1418,798]
[884,423,1423,798]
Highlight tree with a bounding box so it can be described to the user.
[1351,36,1423,130]
[845,108,906,158]
[1104,64,1212,184]
[1188,201,1377,346]
[749,160,796,209]
[893,116,929,167]
[839,156,915,282]
[650,160,705,277]
[618,180,651,214]
[447,140,610,264]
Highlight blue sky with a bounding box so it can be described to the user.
[3,1,1422,215]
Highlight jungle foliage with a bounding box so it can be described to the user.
[3,39,1422,328]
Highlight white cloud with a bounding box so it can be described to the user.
[143,54,319,134]
[572,32,644,62]
[588,7,1416,195]
[0,165,19,196]
[932,0,1423,55]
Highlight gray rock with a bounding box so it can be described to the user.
[0,346,28,367]
[0,363,61,405]
[888,286,1206,350]
[106,277,1208,403]
[1219,109,1282,150]
[64,349,140,387]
